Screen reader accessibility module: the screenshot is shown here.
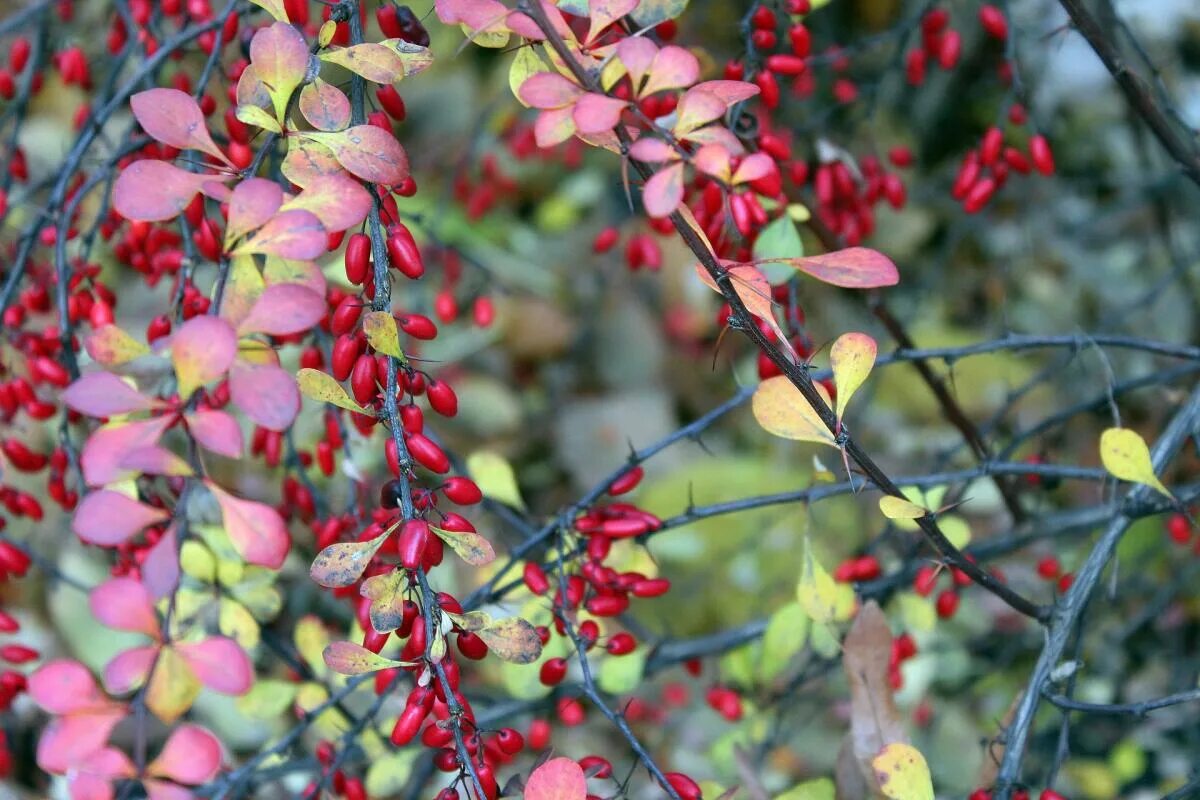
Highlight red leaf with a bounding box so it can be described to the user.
[88,578,160,638]
[63,372,161,417]
[692,79,760,105]
[147,725,222,786]
[234,208,327,260]
[208,482,290,568]
[695,261,795,359]
[585,0,639,44]
[643,162,685,218]
[175,637,252,695]
[616,37,658,88]
[525,757,588,800]
[80,416,174,487]
[225,177,284,245]
[72,490,170,547]
[249,21,310,119]
[534,107,576,148]
[759,247,900,289]
[130,89,230,166]
[673,88,726,136]
[186,409,244,458]
[281,173,371,233]
[229,363,301,432]
[113,160,230,223]
[302,126,409,186]
[573,93,628,135]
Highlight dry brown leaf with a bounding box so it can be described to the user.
[842,601,907,796]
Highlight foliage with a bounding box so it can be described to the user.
[0,0,1198,799]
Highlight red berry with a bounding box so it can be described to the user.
[935,589,959,619]
[1166,513,1191,544]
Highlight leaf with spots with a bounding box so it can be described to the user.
[233,209,328,261]
[477,617,542,664]
[310,528,391,588]
[322,641,412,675]
[431,525,496,567]
[297,368,374,415]
[360,568,409,633]
[300,126,409,186]
[299,79,351,131]
[872,744,933,800]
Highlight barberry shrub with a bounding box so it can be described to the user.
[0,0,1197,799]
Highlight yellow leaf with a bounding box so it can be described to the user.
[85,325,149,366]
[235,103,282,133]
[830,332,876,421]
[467,450,525,509]
[432,525,496,566]
[872,743,934,800]
[295,614,331,676]
[145,646,202,724]
[362,311,405,360]
[893,592,936,633]
[939,516,970,549]
[236,678,297,718]
[297,367,374,415]
[797,537,855,624]
[477,617,543,664]
[879,495,927,520]
[180,540,216,582]
[366,750,419,797]
[753,376,836,447]
[219,599,261,649]
[248,0,289,22]
[510,45,550,106]
[1099,427,1172,498]
[318,20,336,48]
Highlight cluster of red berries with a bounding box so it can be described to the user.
[971,788,1068,800]
[1034,555,1073,593]
[952,116,1055,214]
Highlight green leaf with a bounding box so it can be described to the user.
[466,450,526,509]
[753,214,804,262]
[236,678,298,718]
[597,645,648,695]
[777,778,836,800]
[760,601,809,682]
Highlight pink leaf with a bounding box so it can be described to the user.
[237,283,326,337]
[234,208,327,260]
[63,372,160,418]
[585,0,639,44]
[208,482,290,568]
[130,89,229,165]
[692,143,732,183]
[172,315,237,399]
[225,177,284,244]
[80,416,174,487]
[187,409,244,458]
[732,152,776,184]
[250,21,310,117]
[113,161,230,223]
[144,781,198,800]
[628,137,679,163]
[303,126,410,186]
[102,645,158,694]
[280,173,371,233]
[692,79,761,105]
[117,445,193,477]
[29,661,111,715]
[695,261,796,360]
[36,711,126,775]
[760,247,900,288]
[641,45,700,98]
[674,88,726,136]
[175,637,252,695]
[572,93,628,135]
[518,72,583,110]
[299,78,351,132]
[147,724,223,785]
[229,363,301,432]
[525,757,588,800]
[616,37,658,88]
[534,107,576,148]
[89,577,160,637]
[642,162,685,218]
[73,490,170,547]
[141,526,180,601]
